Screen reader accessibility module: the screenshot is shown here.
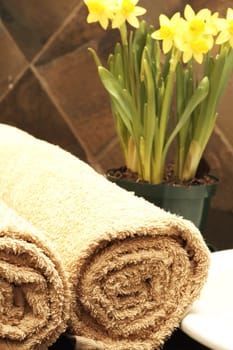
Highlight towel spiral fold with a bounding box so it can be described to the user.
[0,201,70,350]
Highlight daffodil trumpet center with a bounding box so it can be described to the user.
[121,0,135,16]
[191,38,209,54]
[160,26,174,40]
[86,0,106,15]
[189,19,205,36]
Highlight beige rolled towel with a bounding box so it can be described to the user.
[0,124,210,350]
[0,200,70,350]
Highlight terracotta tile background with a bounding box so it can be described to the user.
[0,0,232,249]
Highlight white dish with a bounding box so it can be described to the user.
[181,249,233,350]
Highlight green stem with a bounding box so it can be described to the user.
[159,49,178,147]
[151,151,164,184]
[126,136,137,172]
[181,140,202,180]
[119,23,128,46]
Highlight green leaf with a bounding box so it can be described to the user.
[133,20,148,64]
[142,55,157,155]
[194,47,233,145]
[164,76,209,157]
[88,48,102,67]
[98,66,142,141]
[215,48,233,105]
[141,59,156,179]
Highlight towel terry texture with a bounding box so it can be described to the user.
[0,199,70,350]
[0,124,210,350]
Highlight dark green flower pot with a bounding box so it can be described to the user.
[107,175,218,232]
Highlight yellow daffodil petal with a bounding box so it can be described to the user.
[127,14,140,28]
[159,14,171,26]
[111,14,125,28]
[134,6,147,16]
[226,8,233,35]
[183,50,192,63]
[162,39,173,54]
[171,12,181,25]
[227,8,233,21]
[87,13,108,29]
[84,0,107,15]
[216,30,231,45]
[184,4,195,21]
[214,17,228,31]
[84,0,110,29]
[230,36,233,48]
[87,13,98,23]
[229,21,233,35]
[151,29,161,40]
[111,0,146,29]
[215,8,233,46]
[196,8,211,21]
[173,35,186,52]
[193,52,203,64]
[99,16,109,29]
[207,14,226,35]
[190,37,210,54]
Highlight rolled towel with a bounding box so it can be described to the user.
[0,124,210,350]
[0,200,70,350]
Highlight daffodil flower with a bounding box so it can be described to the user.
[184,4,213,37]
[84,0,111,29]
[174,5,215,64]
[216,8,233,47]
[111,0,146,29]
[151,12,181,54]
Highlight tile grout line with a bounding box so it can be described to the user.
[32,2,84,66]
[0,20,29,104]
[30,64,103,172]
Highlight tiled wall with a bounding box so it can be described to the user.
[0,0,232,247]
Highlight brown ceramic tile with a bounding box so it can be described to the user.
[0,68,87,161]
[37,45,117,157]
[36,4,108,66]
[0,22,27,100]
[140,0,187,27]
[205,130,233,211]
[96,138,125,173]
[191,0,232,15]
[0,0,78,60]
[217,80,233,149]
[205,208,233,250]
